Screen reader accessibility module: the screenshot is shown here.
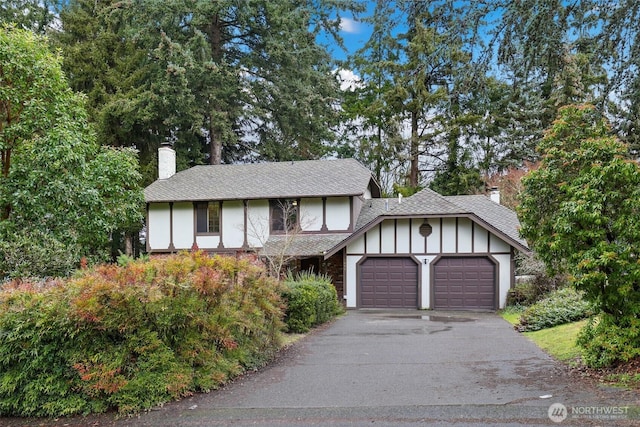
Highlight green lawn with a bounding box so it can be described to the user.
[523,320,587,363]
[500,308,585,364]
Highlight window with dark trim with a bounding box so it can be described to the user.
[196,202,220,234]
[270,199,298,233]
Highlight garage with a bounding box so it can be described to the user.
[359,257,418,308]
[433,257,495,310]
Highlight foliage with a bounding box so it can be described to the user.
[345,1,489,190]
[0,229,80,279]
[0,26,144,275]
[54,0,364,186]
[516,287,594,332]
[507,253,565,306]
[485,163,538,211]
[0,1,61,34]
[518,105,640,323]
[0,252,284,416]
[282,271,343,333]
[518,104,640,365]
[578,314,640,368]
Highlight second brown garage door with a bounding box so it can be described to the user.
[433,257,495,310]
[360,257,418,308]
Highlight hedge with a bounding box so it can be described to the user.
[516,287,594,332]
[281,272,343,333]
[0,251,284,417]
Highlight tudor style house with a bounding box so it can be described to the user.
[144,145,529,311]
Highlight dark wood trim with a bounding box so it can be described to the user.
[242,200,249,249]
[394,219,398,253]
[145,203,151,253]
[349,196,354,232]
[217,201,224,248]
[168,202,175,252]
[471,221,475,253]
[321,197,328,232]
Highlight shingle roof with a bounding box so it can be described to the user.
[444,195,528,249]
[262,233,352,257]
[144,158,379,202]
[330,188,529,257]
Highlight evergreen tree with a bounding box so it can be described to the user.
[492,0,605,163]
[346,0,489,192]
[55,0,362,185]
[0,0,61,34]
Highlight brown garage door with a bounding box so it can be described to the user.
[360,257,418,308]
[433,257,495,310]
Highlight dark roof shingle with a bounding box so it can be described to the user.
[144,158,378,202]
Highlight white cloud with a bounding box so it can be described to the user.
[339,17,360,34]
[335,68,363,92]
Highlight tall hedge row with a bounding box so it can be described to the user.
[0,252,284,416]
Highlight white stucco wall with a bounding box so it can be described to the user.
[326,197,350,230]
[493,253,512,308]
[300,198,323,231]
[172,202,194,249]
[246,200,269,248]
[380,221,395,253]
[222,200,245,248]
[148,203,171,250]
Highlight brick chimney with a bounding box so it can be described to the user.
[158,143,176,179]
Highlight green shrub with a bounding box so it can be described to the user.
[282,272,342,333]
[0,251,284,417]
[578,314,640,368]
[0,229,80,279]
[508,254,565,306]
[516,287,594,332]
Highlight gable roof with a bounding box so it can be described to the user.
[444,195,527,250]
[144,158,380,203]
[326,188,529,258]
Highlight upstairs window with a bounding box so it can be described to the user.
[196,202,220,234]
[270,199,298,233]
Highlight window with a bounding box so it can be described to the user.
[270,199,298,232]
[196,202,220,234]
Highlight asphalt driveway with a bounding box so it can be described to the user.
[124,310,639,426]
[7,310,638,426]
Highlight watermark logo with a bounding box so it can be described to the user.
[548,403,567,423]
[548,403,630,423]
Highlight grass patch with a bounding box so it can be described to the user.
[499,306,524,326]
[523,320,587,363]
[604,372,640,389]
[281,333,306,348]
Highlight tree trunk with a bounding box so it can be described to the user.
[209,114,222,165]
[409,110,419,188]
[207,13,224,165]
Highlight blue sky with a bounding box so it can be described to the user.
[330,16,373,61]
